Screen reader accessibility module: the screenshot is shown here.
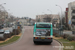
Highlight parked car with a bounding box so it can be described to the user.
[0,25,4,29]
[0,29,7,40]
[4,30,11,38]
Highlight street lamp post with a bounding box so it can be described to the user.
[42,12,45,15]
[47,9,52,14]
[56,5,63,35]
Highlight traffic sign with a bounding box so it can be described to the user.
[68,20,71,24]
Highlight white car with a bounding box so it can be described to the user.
[4,30,11,38]
[4,30,10,34]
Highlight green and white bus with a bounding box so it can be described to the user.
[33,22,53,44]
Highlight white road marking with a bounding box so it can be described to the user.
[56,40,62,50]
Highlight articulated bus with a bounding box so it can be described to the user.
[33,22,53,44]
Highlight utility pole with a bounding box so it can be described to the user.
[56,5,63,35]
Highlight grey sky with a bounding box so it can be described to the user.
[0,0,75,19]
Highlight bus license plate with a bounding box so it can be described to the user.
[41,38,45,39]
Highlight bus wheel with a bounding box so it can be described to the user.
[48,42,51,44]
[34,41,37,44]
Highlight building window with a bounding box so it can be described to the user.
[72,22,75,25]
[36,16,38,18]
[72,16,75,19]
[72,10,75,13]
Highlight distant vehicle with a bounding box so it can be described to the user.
[33,22,53,44]
[0,24,4,29]
[0,29,4,34]
[4,30,11,38]
[8,23,13,27]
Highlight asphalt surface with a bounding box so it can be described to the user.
[0,26,61,50]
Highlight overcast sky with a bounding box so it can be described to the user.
[0,0,75,19]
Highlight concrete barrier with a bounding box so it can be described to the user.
[53,29,60,34]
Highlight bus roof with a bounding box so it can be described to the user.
[35,22,52,24]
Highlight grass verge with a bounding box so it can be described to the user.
[0,36,20,46]
[55,37,75,50]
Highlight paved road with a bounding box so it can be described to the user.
[0,26,61,50]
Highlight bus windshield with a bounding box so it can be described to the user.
[36,24,50,28]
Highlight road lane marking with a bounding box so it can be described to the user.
[55,40,62,50]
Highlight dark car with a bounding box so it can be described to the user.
[0,29,7,40]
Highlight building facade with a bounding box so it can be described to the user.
[68,1,75,30]
[36,14,60,27]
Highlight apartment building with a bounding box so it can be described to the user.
[36,14,60,26]
[68,1,75,30]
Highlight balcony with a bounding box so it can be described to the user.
[71,6,75,10]
[71,19,75,22]
[71,16,75,22]
[72,22,75,25]
[72,13,75,16]
[72,16,75,19]
[72,10,75,16]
